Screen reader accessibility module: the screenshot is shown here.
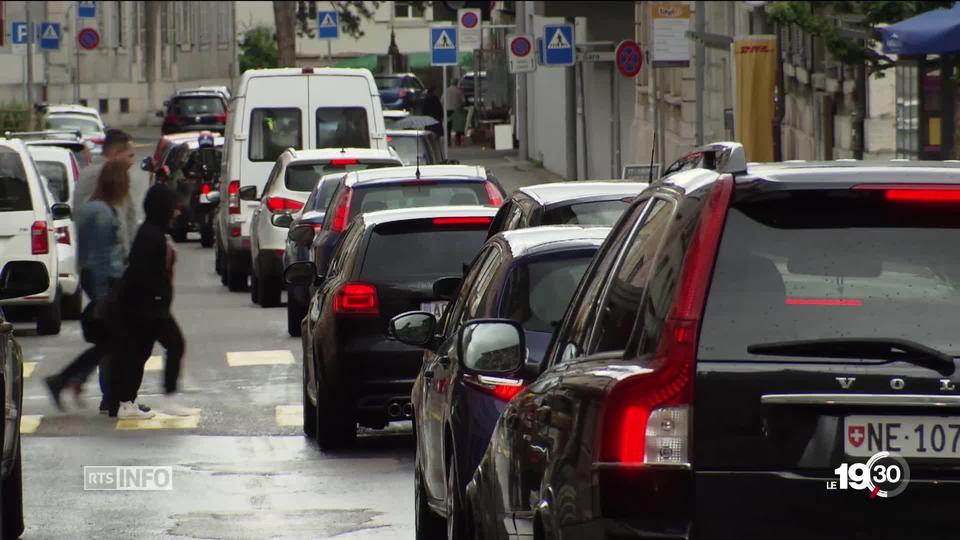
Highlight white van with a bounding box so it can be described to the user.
[215,67,387,292]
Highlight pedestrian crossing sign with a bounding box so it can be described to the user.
[430,26,458,66]
[317,10,339,39]
[543,24,574,66]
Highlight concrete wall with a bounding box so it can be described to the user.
[525,13,574,179]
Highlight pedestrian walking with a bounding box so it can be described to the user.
[109,184,191,419]
[444,78,465,145]
[422,87,445,140]
[74,129,139,255]
[44,160,130,411]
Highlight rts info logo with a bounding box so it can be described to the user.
[827,451,911,498]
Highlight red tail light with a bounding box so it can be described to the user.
[55,226,71,246]
[69,154,80,182]
[266,197,305,213]
[31,221,49,255]
[599,174,733,466]
[330,188,353,232]
[464,375,526,401]
[228,180,240,214]
[163,115,180,125]
[216,112,227,123]
[330,158,359,166]
[853,183,960,203]
[200,183,212,195]
[334,282,379,316]
[230,226,241,237]
[484,181,503,206]
[302,67,315,74]
[432,217,492,226]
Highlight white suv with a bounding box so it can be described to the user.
[248,148,403,307]
[0,139,70,334]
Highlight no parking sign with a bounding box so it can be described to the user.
[508,34,536,74]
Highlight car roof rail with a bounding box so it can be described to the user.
[4,129,83,141]
[659,141,748,182]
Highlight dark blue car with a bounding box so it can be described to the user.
[389,225,610,538]
[374,73,426,111]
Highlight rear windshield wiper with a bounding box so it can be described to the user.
[746,338,956,377]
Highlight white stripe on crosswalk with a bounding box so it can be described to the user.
[226,350,295,367]
[275,405,303,427]
[20,415,42,434]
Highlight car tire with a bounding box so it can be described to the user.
[302,359,317,439]
[36,288,62,336]
[249,273,260,304]
[447,458,468,540]
[226,256,248,292]
[1,444,24,540]
[172,226,188,243]
[315,383,356,451]
[61,290,83,321]
[416,462,445,540]
[258,275,282,308]
[287,294,305,337]
[215,246,224,276]
[200,229,214,248]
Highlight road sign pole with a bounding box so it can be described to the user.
[442,66,448,158]
[327,41,331,64]
[26,6,34,128]
[74,2,81,103]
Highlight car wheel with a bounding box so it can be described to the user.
[447,457,468,540]
[226,256,248,292]
[416,461,445,539]
[314,382,356,451]
[302,358,317,439]
[258,275,282,308]
[200,229,214,248]
[287,294,305,337]
[61,290,83,321]
[1,443,23,539]
[172,226,188,243]
[36,288,62,336]
[249,273,260,304]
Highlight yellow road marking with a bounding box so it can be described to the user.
[144,355,163,371]
[115,411,200,430]
[275,405,303,427]
[226,350,295,367]
[23,362,36,378]
[20,415,42,434]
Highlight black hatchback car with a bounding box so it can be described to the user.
[466,143,960,539]
[390,225,609,539]
[486,181,648,238]
[160,92,228,135]
[286,206,497,451]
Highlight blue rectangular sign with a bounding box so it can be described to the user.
[39,22,61,50]
[430,27,458,66]
[317,10,339,39]
[78,1,97,19]
[11,22,29,45]
[543,24,574,66]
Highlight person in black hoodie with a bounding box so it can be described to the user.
[109,184,190,419]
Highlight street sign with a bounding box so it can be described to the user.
[317,10,339,40]
[457,8,481,50]
[651,2,691,67]
[78,1,97,19]
[77,27,99,50]
[430,26,458,66]
[39,22,60,51]
[11,21,28,45]
[543,24,574,66]
[615,40,643,77]
[507,34,535,74]
[578,51,614,62]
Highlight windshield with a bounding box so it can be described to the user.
[46,115,100,135]
[388,135,435,166]
[375,77,402,90]
[361,225,488,282]
[171,97,225,115]
[502,253,593,333]
[699,190,960,360]
[285,161,398,192]
[350,182,486,219]
[35,161,69,203]
[540,199,630,226]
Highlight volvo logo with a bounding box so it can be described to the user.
[836,377,959,392]
[836,377,856,389]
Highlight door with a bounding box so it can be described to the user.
[250,161,283,269]
[0,148,39,265]
[308,74,386,151]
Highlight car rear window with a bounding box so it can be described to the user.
[46,115,100,135]
[172,97,225,115]
[502,252,594,333]
[316,107,370,149]
[285,160,398,192]
[388,135,436,166]
[0,148,32,212]
[540,199,630,226]
[350,182,486,217]
[36,161,68,203]
[375,77,402,90]
[699,189,960,360]
[360,222,489,282]
[250,108,302,162]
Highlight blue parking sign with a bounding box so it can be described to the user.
[11,22,29,45]
[39,22,61,51]
[78,1,97,19]
[543,24,574,66]
[430,27,458,66]
[317,10,339,39]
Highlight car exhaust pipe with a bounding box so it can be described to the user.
[388,402,402,418]
[402,403,413,417]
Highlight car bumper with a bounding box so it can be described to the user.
[58,272,79,296]
[339,337,423,413]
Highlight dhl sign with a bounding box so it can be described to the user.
[652,3,691,19]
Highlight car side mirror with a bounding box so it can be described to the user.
[140,156,153,172]
[206,191,221,205]
[51,203,71,220]
[389,311,437,347]
[239,185,258,201]
[288,224,315,246]
[272,214,294,228]
[432,276,461,301]
[0,262,50,300]
[284,261,320,286]
[458,319,526,374]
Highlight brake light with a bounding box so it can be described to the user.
[464,375,526,401]
[164,115,180,125]
[55,226,71,245]
[200,183,212,195]
[266,197,305,213]
[330,158,359,166]
[31,221,49,255]
[334,282,379,316]
[216,113,227,123]
[230,226,241,237]
[599,174,733,466]
[69,154,79,182]
[484,181,503,206]
[228,180,240,214]
[330,188,353,232]
[302,67,315,74]
[853,183,960,203]
[432,217,492,226]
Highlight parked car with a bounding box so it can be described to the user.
[10,130,91,169]
[249,148,402,308]
[160,91,228,135]
[390,226,610,538]
[217,67,388,292]
[310,164,505,279]
[460,71,487,106]
[467,143,960,538]
[42,105,106,155]
[0,139,70,335]
[27,145,82,319]
[384,110,411,130]
[386,130,446,166]
[375,73,426,111]
[487,181,649,237]
[286,206,498,450]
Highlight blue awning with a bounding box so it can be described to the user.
[881,3,960,56]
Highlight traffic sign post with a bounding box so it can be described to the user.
[615,40,643,78]
[317,10,339,39]
[78,1,97,19]
[457,8,481,51]
[430,26,458,66]
[507,34,535,74]
[543,24,574,66]
[39,22,61,51]
[77,27,99,50]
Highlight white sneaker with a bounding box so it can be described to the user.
[161,395,193,417]
[117,401,155,420]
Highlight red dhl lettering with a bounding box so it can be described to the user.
[740,45,771,53]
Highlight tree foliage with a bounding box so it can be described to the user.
[767,1,955,72]
[239,25,279,73]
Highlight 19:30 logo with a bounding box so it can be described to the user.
[829,451,911,498]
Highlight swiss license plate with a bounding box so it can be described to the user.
[420,301,447,319]
[845,415,960,458]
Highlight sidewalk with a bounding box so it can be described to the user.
[447,145,564,194]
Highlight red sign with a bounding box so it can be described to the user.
[510,36,531,58]
[460,11,479,29]
[615,40,643,78]
[77,27,99,50]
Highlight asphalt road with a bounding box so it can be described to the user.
[14,142,416,539]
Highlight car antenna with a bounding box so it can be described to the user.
[415,131,421,179]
